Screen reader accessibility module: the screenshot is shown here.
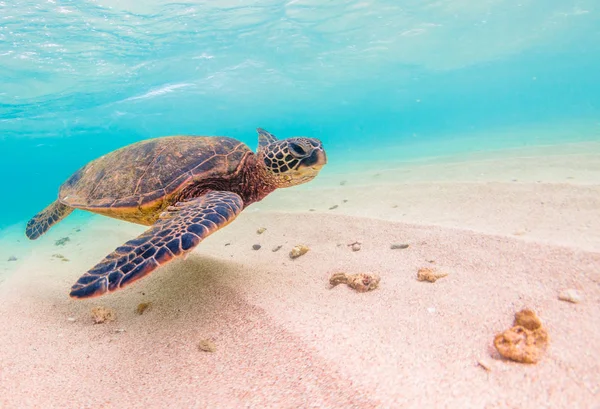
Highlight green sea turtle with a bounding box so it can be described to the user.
[26,129,327,299]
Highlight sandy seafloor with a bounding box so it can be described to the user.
[0,139,599,408]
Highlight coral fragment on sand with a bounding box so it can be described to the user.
[272,245,282,252]
[417,267,448,283]
[256,227,266,234]
[348,273,380,292]
[289,245,309,259]
[514,309,542,331]
[198,339,216,353]
[329,272,380,292]
[91,306,116,324]
[136,302,151,315]
[493,309,549,364]
[329,273,349,287]
[558,289,583,304]
[477,359,492,372]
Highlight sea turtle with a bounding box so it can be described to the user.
[25,129,327,299]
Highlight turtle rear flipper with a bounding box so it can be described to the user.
[69,191,244,299]
[25,201,74,240]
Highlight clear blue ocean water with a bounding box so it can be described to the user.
[1,0,599,230]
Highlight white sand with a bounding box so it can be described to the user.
[0,141,599,408]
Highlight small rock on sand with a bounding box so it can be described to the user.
[136,302,151,315]
[7,256,17,262]
[417,267,448,283]
[390,243,409,250]
[256,227,267,234]
[91,306,116,324]
[289,245,309,259]
[347,241,361,252]
[198,339,216,353]
[558,289,583,304]
[252,244,262,251]
[272,245,282,252]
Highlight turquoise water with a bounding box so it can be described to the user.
[1,0,600,229]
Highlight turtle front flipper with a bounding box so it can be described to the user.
[257,128,278,150]
[69,191,244,299]
[25,200,74,240]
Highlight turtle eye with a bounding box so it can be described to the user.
[289,142,307,157]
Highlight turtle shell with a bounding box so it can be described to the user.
[59,136,250,216]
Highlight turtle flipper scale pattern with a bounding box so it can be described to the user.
[26,200,74,240]
[69,191,244,299]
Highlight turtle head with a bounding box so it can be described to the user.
[256,128,327,187]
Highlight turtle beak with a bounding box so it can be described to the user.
[303,149,327,169]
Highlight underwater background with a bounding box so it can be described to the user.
[1,0,599,229]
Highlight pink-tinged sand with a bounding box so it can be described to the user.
[1,144,599,408]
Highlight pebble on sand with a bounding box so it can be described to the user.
[7,255,17,262]
[493,309,549,364]
[416,267,448,283]
[136,302,151,315]
[256,227,267,234]
[347,241,361,252]
[272,245,282,252]
[558,289,583,304]
[198,339,216,353]
[289,245,309,259]
[252,244,262,250]
[390,243,409,250]
[91,306,116,324]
